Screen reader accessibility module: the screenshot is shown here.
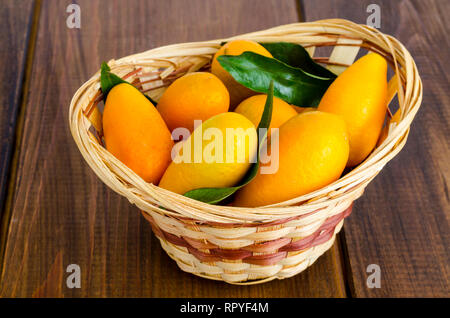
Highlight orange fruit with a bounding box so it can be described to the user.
[234,94,297,136]
[103,83,174,184]
[318,53,388,167]
[211,40,273,108]
[157,72,229,133]
[159,112,257,194]
[233,111,349,207]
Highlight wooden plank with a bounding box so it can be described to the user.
[0,1,35,230]
[301,0,450,297]
[0,0,347,297]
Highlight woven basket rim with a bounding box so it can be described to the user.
[69,19,422,223]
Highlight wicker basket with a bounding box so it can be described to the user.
[69,19,422,284]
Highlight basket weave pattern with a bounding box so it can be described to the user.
[69,19,422,284]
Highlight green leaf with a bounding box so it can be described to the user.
[260,42,337,79]
[100,62,158,106]
[100,62,128,100]
[184,187,238,205]
[183,81,274,204]
[217,51,334,107]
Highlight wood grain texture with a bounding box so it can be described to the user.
[301,0,450,297]
[0,0,347,297]
[0,0,35,225]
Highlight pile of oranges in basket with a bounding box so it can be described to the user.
[101,39,389,207]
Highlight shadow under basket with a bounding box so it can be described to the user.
[69,19,422,285]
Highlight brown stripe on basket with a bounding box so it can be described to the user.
[166,208,323,229]
[186,246,222,263]
[242,237,291,253]
[183,236,217,249]
[280,227,334,252]
[245,251,288,266]
[211,249,253,260]
[143,205,352,266]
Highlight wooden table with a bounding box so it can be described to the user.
[0,0,448,297]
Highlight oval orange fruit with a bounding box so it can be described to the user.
[103,83,174,184]
[159,112,257,195]
[157,72,229,133]
[318,53,388,167]
[233,111,349,207]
